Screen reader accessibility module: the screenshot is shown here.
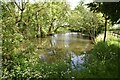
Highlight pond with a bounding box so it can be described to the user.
[31,32,94,70]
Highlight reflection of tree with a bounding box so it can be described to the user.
[48,35,57,54]
[64,33,70,48]
[50,35,57,47]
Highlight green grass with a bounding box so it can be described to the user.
[80,33,120,78]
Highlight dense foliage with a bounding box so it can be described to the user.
[1,0,119,79]
[82,34,119,78]
[87,2,120,24]
[87,1,120,42]
[69,3,105,42]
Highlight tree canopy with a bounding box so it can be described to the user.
[87,2,120,24]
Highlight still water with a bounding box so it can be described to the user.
[33,32,93,70]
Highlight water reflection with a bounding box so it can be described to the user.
[34,32,93,68]
[51,34,57,46]
[50,32,92,50]
[64,33,70,48]
[71,52,85,70]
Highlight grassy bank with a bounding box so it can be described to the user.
[80,32,120,78]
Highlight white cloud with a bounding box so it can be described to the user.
[67,0,80,10]
[68,0,93,10]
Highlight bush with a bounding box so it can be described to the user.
[82,36,120,78]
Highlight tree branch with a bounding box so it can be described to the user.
[14,1,22,11]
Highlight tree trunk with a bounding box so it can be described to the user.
[14,1,26,34]
[88,30,96,44]
[104,17,108,42]
[48,18,56,35]
[48,23,53,34]
[40,27,44,38]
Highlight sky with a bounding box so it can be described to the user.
[3,0,93,10]
[68,0,93,9]
[29,0,93,10]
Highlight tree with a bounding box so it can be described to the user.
[69,3,104,43]
[87,2,120,42]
